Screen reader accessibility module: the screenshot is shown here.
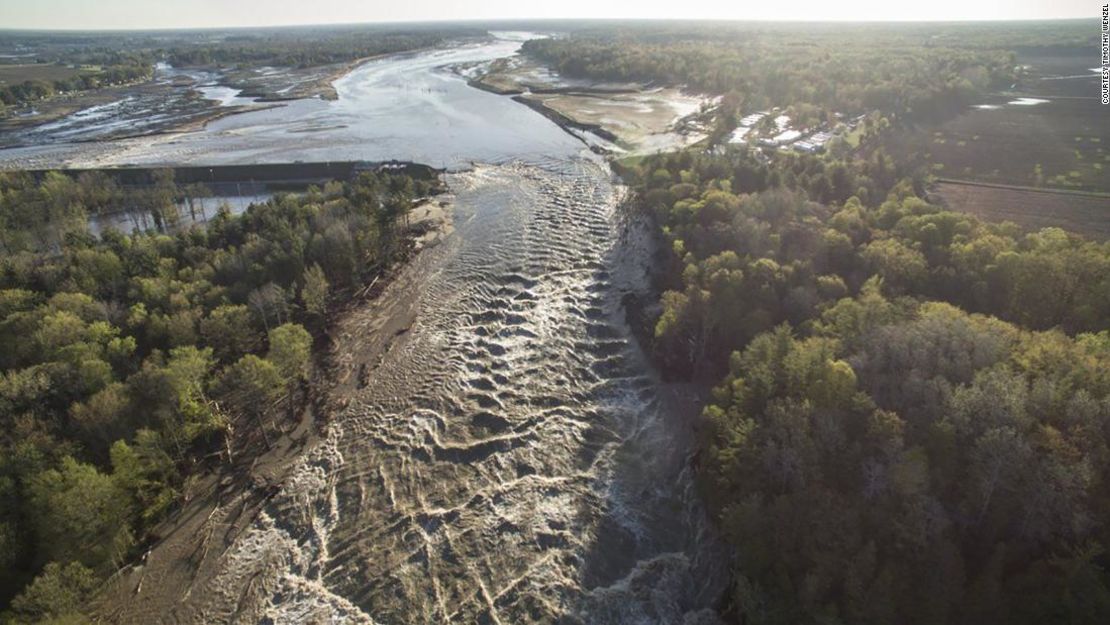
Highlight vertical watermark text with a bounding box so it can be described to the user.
[1102,4,1109,103]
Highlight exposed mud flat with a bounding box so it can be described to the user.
[0,55,396,152]
[0,37,582,171]
[0,63,281,150]
[469,52,709,154]
[465,53,643,96]
[217,53,422,102]
[522,89,709,154]
[0,82,232,147]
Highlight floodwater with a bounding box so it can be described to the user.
[86,185,271,236]
[35,33,727,623]
[0,64,254,149]
[0,35,582,170]
[190,157,726,624]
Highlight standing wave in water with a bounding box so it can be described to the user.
[36,32,729,624]
[160,158,725,624]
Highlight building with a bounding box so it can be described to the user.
[794,130,837,153]
[739,112,768,127]
[728,126,751,143]
[763,129,801,146]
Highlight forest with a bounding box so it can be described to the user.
[163,25,478,68]
[0,169,436,622]
[523,21,1094,136]
[1,15,1106,625]
[624,145,1110,623]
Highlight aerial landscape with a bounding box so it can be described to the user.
[0,1,1108,624]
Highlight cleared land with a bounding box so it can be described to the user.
[525,88,706,152]
[471,55,709,153]
[923,98,1107,191]
[933,179,1110,240]
[0,63,82,85]
[883,50,1108,193]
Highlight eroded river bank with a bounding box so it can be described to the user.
[71,33,725,624]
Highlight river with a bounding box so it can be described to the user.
[31,33,727,624]
[0,33,581,170]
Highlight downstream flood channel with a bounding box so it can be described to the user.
[5,33,726,624]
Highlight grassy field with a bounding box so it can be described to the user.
[933,179,1110,240]
[883,49,1108,193]
[922,99,1106,191]
[0,63,82,85]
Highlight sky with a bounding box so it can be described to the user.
[0,0,1096,30]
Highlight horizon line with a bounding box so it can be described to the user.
[0,15,1097,34]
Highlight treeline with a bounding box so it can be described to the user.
[627,147,1110,623]
[0,58,154,109]
[165,26,478,68]
[523,23,1022,127]
[0,170,436,622]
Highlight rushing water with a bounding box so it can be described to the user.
[182,157,725,624]
[30,33,727,623]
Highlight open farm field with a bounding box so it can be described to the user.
[924,98,1107,191]
[0,62,82,85]
[933,179,1110,240]
[883,49,1108,193]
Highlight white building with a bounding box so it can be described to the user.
[794,130,837,153]
[728,126,751,143]
[767,129,801,146]
[739,112,768,127]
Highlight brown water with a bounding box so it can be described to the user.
[12,34,728,624]
[181,157,726,623]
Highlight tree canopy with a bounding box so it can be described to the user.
[627,143,1110,624]
[0,169,435,618]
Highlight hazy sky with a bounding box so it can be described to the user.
[0,0,1096,30]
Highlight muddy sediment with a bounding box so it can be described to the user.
[511,95,622,143]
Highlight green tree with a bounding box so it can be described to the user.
[267,323,312,383]
[28,457,133,572]
[300,263,329,319]
[267,323,312,419]
[199,304,259,362]
[110,433,178,524]
[69,382,131,459]
[218,355,283,445]
[861,238,928,294]
[165,345,221,445]
[9,561,96,624]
